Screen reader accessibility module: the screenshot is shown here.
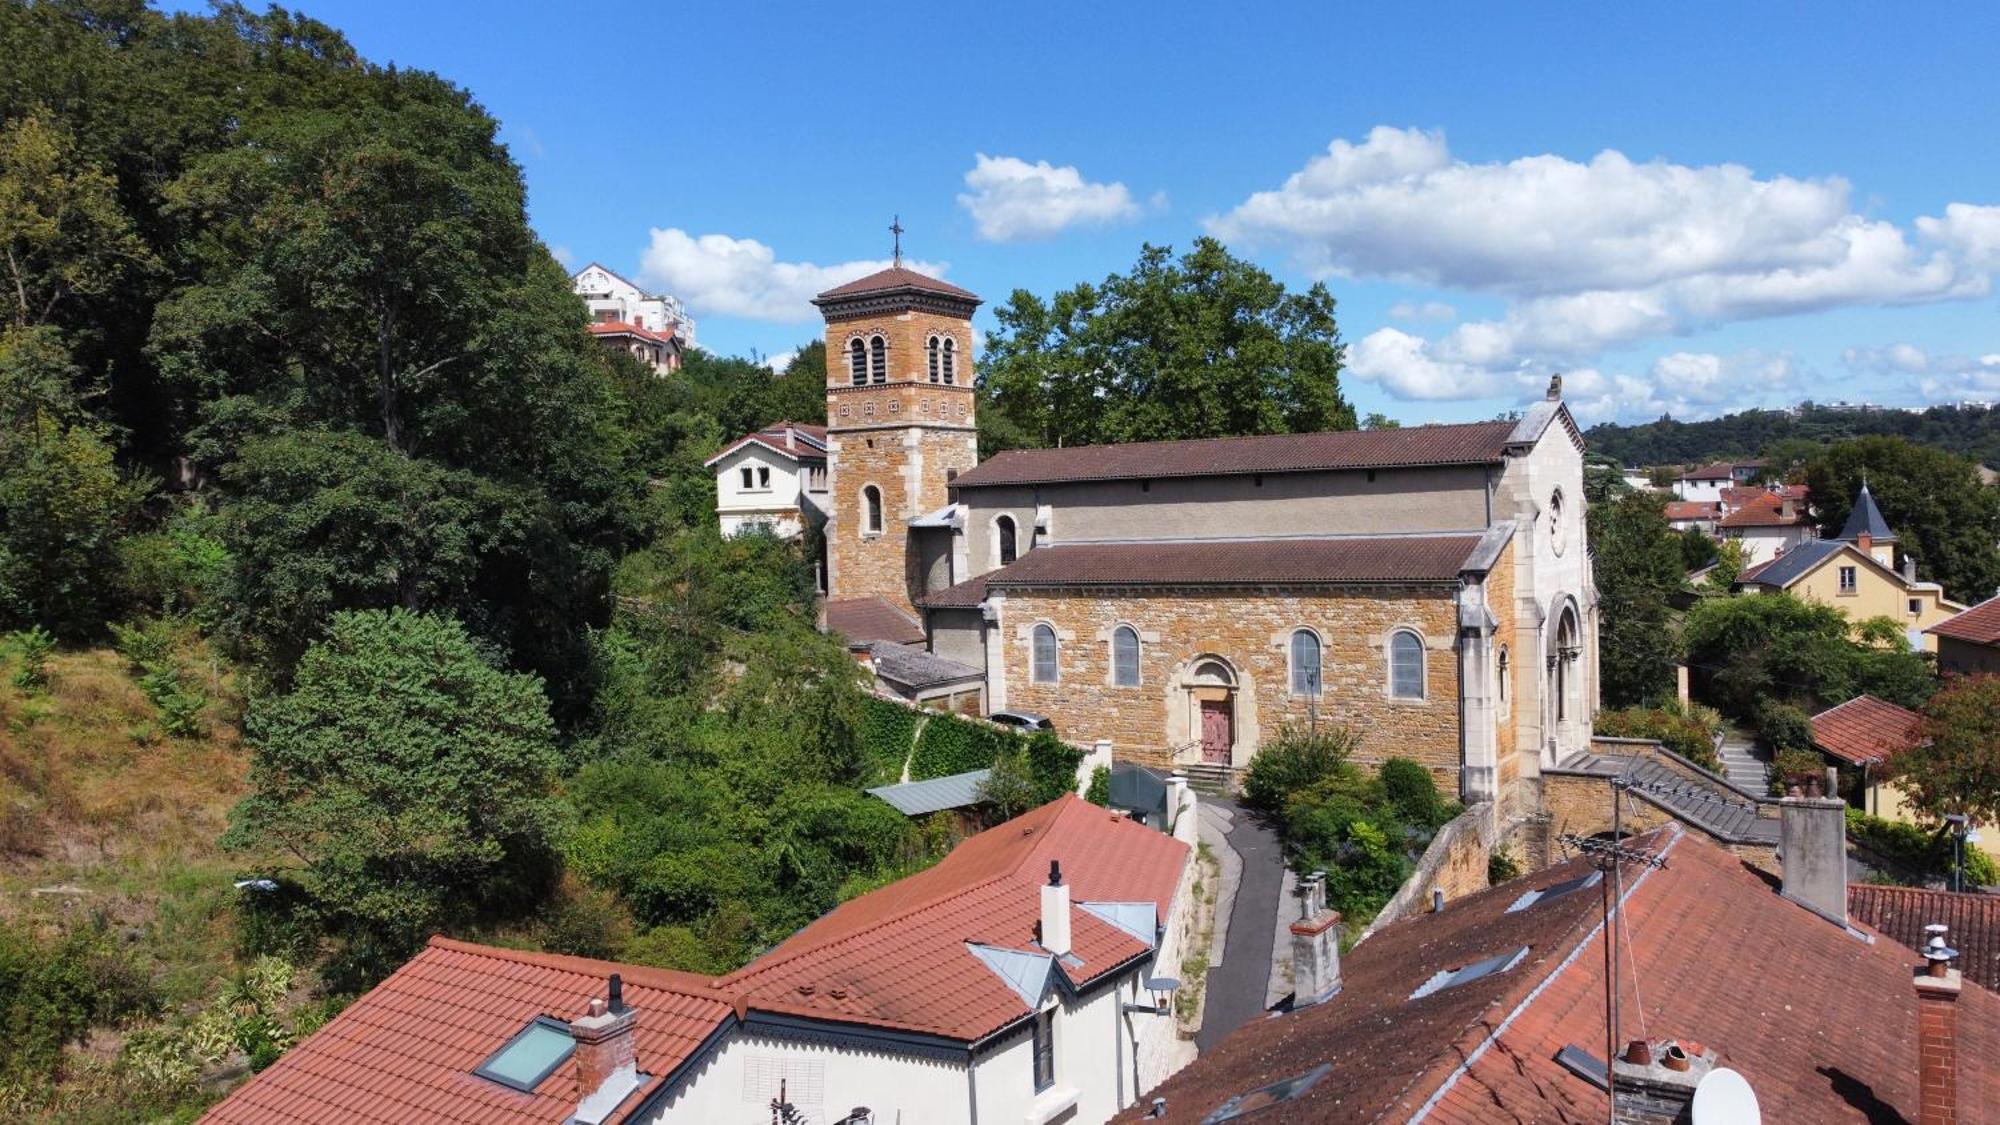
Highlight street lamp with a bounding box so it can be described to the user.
[1944,814,1970,893]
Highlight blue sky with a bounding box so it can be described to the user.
[213,1,2000,425]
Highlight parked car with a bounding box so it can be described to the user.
[988,709,1055,733]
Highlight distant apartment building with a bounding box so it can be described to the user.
[571,262,697,349]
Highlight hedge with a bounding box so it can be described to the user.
[910,711,1019,780]
[1594,707,1723,774]
[858,697,922,786]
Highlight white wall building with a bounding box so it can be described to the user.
[705,422,830,540]
[571,262,696,347]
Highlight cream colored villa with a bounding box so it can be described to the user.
[812,263,1599,806]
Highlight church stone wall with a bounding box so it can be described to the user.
[996,585,1464,785]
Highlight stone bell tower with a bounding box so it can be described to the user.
[812,246,980,614]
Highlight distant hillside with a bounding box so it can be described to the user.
[1584,403,2000,469]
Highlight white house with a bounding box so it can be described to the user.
[1715,485,1816,566]
[203,794,1202,1125]
[705,422,830,540]
[1672,459,1763,503]
[572,262,697,348]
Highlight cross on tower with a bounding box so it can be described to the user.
[889,215,904,266]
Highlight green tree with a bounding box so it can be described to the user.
[223,610,562,963]
[1802,437,2000,604]
[981,237,1354,448]
[1588,491,1686,707]
[976,749,1041,821]
[1683,592,1935,724]
[0,416,149,637]
[1893,674,2000,828]
[0,110,151,332]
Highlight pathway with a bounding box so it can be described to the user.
[1716,730,1768,794]
[1194,795,1287,1053]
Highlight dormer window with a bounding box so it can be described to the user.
[848,338,867,386]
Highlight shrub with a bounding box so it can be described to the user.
[1488,845,1522,885]
[1594,706,1723,773]
[0,918,156,1089]
[1380,758,1449,829]
[1085,765,1111,807]
[7,626,54,691]
[1754,699,1815,756]
[1845,808,2000,887]
[1769,749,1829,796]
[977,750,1041,821]
[1241,724,1358,812]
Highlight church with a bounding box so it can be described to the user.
[812,260,1598,809]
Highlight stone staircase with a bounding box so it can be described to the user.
[1714,733,1769,793]
[1558,747,1780,847]
[1179,761,1239,797]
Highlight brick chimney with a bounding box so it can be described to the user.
[1914,924,1962,1125]
[569,974,643,1125]
[1288,871,1342,1006]
[1040,860,1071,957]
[1778,780,1848,927]
[1609,1038,1717,1124]
[1856,530,1873,556]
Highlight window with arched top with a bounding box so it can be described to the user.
[1032,624,1059,683]
[1548,489,1566,556]
[1390,630,1425,699]
[926,337,941,383]
[869,336,887,384]
[996,515,1018,566]
[942,337,956,385]
[1497,645,1511,706]
[1112,625,1141,686]
[861,485,883,535]
[848,338,867,386]
[1290,629,1322,696]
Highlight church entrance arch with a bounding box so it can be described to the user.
[1165,655,1257,768]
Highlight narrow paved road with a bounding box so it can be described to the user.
[1195,796,1286,1053]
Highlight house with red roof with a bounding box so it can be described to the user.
[704,421,829,543]
[1114,808,2000,1125]
[1809,693,1925,814]
[572,262,696,348]
[1928,591,2000,675]
[1672,459,1764,503]
[1716,485,1816,565]
[203,794,1197,1125]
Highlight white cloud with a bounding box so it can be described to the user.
[1388,300,1456,322]
[1845,343,2000,399]
[763,349,798,373]
[637,229,946,322]
[957,154,1145,242]
[1215,127,1997,402]
[548,244,575,268]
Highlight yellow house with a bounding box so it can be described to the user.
[1734,482,1964,650]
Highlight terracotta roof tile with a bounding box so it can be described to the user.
[1717,490,1811,528]
[1119,828,2000,1123]
[949,422,1518,489]
[1849,883,2000,991]
[201,939,731,1125]
[1929,592,2000,645]
[722,795,1187,1041]
[823,596,926,646]
[1810,694,1925,765]
[1664,500,1719,521]
[702,421,829,467]
[813,266,979,303]
[977,535,1484,590]
[919,572,990,610]
[586,319,676,346]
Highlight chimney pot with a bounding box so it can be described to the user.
[1040,861,1072,957]
[1623,1040,1653,1066]
[1913,924,1964,1125]
[1660,1043,1690,1073]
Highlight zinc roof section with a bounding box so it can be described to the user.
[978,535,1486,589]
[722,795,1187,1041]
[1928,592,2000,645]
[948,421,1517,489]
[201,939,732,1125]
[866,768,993,816]
[1810,694,1925,766]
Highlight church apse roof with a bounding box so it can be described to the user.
[949,421,1518,489]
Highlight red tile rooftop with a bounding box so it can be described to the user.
[1929,592,2000,645]
[1810,693,1925,766]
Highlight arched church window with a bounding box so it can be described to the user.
[1497,645,1510,706]
[869,335,887,384]
[1390,630,1425,699]
[996,515,1018,566]
[942,337,956,385]
[862,485,883,535]
[1549,489,1566,556]
[1290,630,1321,696]
[927,336,941,383]
[1112,625,1141,687]
[1032,624,1059,684]
[849,338,867,386]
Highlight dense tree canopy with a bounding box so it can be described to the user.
[1587,490,1686,707]
[1801,437,2000,604]
[979,237,1354,451]
[1585,402,2000,470]
[1894,674,2000,829]
[1683,593,1935,722]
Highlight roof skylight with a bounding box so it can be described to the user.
[1199,1062,1331,1123]
[1408,946,1530,1001]
[474,1017,574,1092]
[1505,871,1602,913]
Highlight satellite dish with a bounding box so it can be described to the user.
[1692,1067,1761,1125]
